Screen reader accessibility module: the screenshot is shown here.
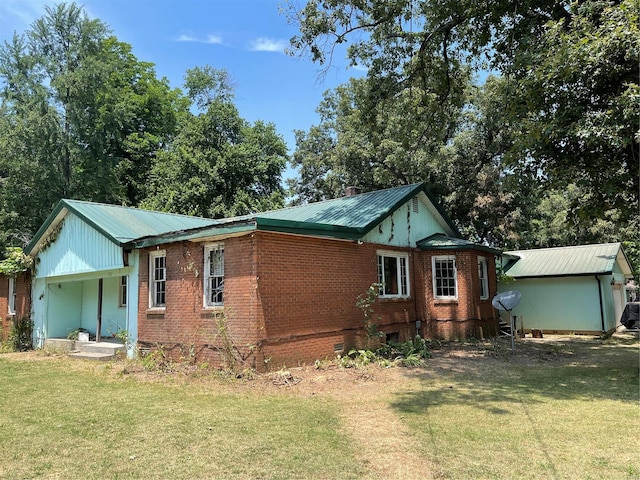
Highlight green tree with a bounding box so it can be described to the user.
[289,73,467,202]
[142,66,288,218]
[0,3,183,250]
[287,0,639,236]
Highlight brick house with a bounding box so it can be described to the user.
[25,183,500,369]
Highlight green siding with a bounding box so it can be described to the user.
[498,275,621,332]
[36,213,124,278]
[79,277,126,337]
[45,281,83,339]
[361,194,447,247]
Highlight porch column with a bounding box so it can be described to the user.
[97,278,103,342]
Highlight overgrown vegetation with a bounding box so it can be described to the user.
[355,283,384,349]
[0,247,32,275]
[340,336,433,368]
[2,317,33,352]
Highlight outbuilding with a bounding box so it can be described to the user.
[499,243,634,335]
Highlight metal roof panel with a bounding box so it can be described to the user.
[503,243,625,278]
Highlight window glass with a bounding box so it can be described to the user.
[377,252,410,298]
[433,256,457,299]
[205,244,224,306]
[149,252,166,307]
[8,277,16,314]
[478,257,489,300]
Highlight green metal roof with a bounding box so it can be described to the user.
[417,233,501,255]
[254,183,459,239]
[138,182,459,244]
[27,199,220,254]
[503,243,632,278]
[28,183,460,252]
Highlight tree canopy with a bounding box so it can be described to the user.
[0,3,288,252]
[287,0,639,271]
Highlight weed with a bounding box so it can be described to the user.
[8,317,32,351]
[140,344,173,372]
[355,283,384,349]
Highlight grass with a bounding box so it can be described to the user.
[391,336,640,479]
[0,334,638,479]
[0,356,362,479]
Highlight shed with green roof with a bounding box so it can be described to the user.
[499,243,634,334]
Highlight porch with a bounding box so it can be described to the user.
[44,337,125,361]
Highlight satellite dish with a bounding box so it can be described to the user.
[492,290,522,311]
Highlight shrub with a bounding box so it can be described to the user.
[8,317,33,352]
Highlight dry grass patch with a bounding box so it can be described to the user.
[1,333,638,479]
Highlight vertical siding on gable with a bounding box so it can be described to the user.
[361,195,446,247]
[35,213,124,278]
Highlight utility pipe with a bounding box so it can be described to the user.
[595,275,605,332]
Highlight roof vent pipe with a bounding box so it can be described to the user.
[344,186,361,197]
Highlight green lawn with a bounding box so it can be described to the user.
[1,335,638,479]
[392,336,640,479]
[0,357,361,479]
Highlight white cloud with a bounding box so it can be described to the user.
[175,33,223,44]
[177,34,198,42]
[0,0,52,33]
[249,37,287,53]
[205,34,222,44]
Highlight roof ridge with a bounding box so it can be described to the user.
[506,242,621,254]
[62,199,214,221]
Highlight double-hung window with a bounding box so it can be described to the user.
[8,277,16,315]
[377,251,410,298]
[433,256,457,300]
[478,257,489,300]
[204,244,224,307]
[119,276,128,307]
[149,251,166,308]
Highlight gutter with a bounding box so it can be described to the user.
[595,275,605,332]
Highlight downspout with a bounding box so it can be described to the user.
[595,275,605,332]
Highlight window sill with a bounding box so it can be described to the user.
[433,299,458,304]
[146,307,166,318]
[378,296,412,302]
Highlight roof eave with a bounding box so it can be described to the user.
[27,199,125,256]
[256,218,364,240]
[129,222,257,249]
[507,271,614,279]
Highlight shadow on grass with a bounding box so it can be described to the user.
[391,335,640,415]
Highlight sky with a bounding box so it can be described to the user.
[0,0,362,181]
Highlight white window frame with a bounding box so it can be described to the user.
[204,243,224,308]
[8,276,16,315]
[149,250,166,308]
[432,255,458,300]
[119,275,128,307]
[377,251,410,298]
[478,257,489,300]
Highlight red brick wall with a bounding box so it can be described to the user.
[0,273,31,342]
[253,232,418,367]
[417,250,499,340]
[137,237,260,368]
[136,232,499,370]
